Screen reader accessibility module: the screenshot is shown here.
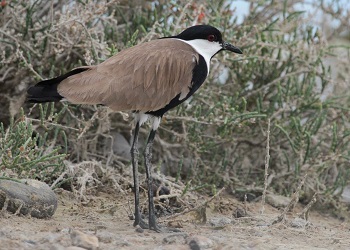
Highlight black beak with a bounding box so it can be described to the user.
[222,41,243,54]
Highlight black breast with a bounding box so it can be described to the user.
[146,55,207,117]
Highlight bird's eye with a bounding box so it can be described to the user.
[207,34,216,42]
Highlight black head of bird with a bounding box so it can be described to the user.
[27,24,242,232]
[172,25,243,55]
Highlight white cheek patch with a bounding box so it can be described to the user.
[174,39,222,75]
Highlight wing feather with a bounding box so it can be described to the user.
[58,39,199,112]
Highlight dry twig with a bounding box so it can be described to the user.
[272,174,307,225]
[260,118,271,214]
[161,187,225,221]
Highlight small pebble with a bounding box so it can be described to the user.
[209,217,232,227]
[70,229,99,250]
[187,235,214,249]
[233,207,246,218]
[0,179,57,218]
[265,193,291,208]
[188,240,201,250]
[135,226,144,233]
[155,245,189,250]
[290,217,310,228]
[163,233,188,244]
[96,231,115,243]
[66,247,86,250]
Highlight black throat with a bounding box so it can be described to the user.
[146,54,208,117]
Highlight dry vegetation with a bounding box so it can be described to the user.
[1,0,350,222]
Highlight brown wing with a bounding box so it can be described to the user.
[57,39,199,112]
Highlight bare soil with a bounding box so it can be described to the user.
[0,190,349,250]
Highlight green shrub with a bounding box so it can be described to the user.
[0,108,66,185]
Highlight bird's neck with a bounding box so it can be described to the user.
[173,38,222,75]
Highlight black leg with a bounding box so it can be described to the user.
[144,129,161,232]
[130,122,148,229]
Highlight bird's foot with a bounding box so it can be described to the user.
[133,217,149,229]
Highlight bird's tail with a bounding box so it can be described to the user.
[27,68,88,103]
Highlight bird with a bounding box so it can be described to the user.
[27,25,242,232]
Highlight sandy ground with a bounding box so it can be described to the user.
[0,190,349,250]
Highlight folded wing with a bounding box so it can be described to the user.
[57,39,199,112]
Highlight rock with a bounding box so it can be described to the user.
[208,217,232,227]
[114,239,131,248]
[96,231,115,243]
[66,247,87,250]
[337,185,350,204]
[135,226,144,233]
[50,244,67,250]
[233,207,247,218]
[188,240,201,250]
[155,245,189,250]
[265,193,291,208]
[290,217,310,228]
[70,230,99,250]
[186,235,214,249]
[0,179,57,218]
[112,133,131,160]
[162,233,188,245]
